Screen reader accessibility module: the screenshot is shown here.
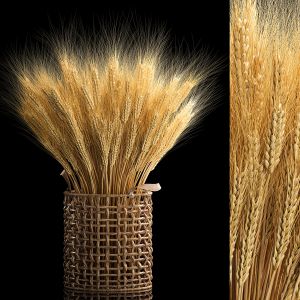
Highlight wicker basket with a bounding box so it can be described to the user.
[63,191,153,293]
[64,289,153,299]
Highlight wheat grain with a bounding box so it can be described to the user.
[264,104,286,173]
[230,165,247,281]
[238,166,265,286]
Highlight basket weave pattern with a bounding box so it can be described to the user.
[64,289,153,300]
[64,192,153,293]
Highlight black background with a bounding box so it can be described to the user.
[0,1,228,299]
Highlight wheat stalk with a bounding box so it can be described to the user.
[230,0,300,299]
[9,29,215,195]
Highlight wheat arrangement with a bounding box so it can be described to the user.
[230,0,300,299]
[10,31,212,195]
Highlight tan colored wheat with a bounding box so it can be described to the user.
[230,0,300,299]
[12,32,211,194]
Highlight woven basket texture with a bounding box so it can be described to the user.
[64,289,153,299]
[64,192,153,293]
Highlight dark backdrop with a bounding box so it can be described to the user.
[0,1,228,299]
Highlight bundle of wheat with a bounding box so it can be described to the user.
[11,31,212,195]
[8,29,216,293]
[230,0,300,299]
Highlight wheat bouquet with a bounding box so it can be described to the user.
[9,30,213,292]
[230,0,300,299]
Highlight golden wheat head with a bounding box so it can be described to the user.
[10,27,216,194]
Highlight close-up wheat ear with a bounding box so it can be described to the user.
[5,27,219,293]
[9,31,215,195]
[230,0,300,299]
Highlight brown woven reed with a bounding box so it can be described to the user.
[64,289,153,300]
[64,191,153,293]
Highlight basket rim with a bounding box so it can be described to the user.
[64,190,152,198]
